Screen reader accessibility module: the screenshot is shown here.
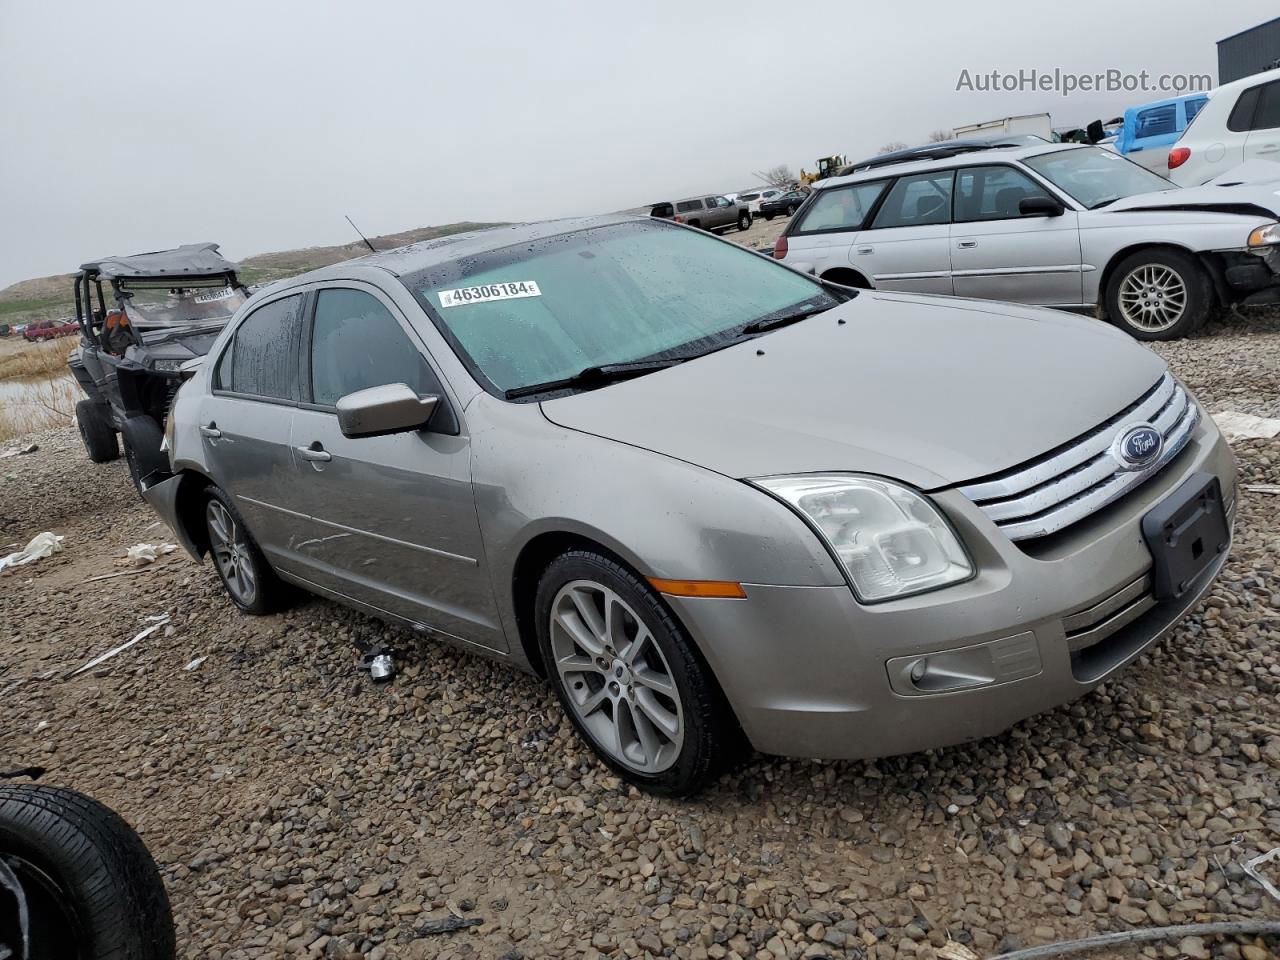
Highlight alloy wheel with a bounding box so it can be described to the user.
[549,580,684,773]
[1117,264,1188,333]
[206,499,257,606]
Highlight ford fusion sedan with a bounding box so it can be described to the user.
[145,215,1235,795]
[774,143,1280,339]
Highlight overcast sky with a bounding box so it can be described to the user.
[1,0,1275,289]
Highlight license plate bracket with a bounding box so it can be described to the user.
[1141,472,1229,603]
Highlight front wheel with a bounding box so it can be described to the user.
[786,203,798,216]
[1104,249,1213,340]
[204,486,289,615]
[737,211,752,231]
[535,550,732,796]
[75,400,119,463]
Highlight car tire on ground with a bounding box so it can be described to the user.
[204,485,290,616]
[0,783,176,960]
[737,211,751,232]
[534,549,733,796]
[763,213,774,221]
[120,416,167,498]
[1104,248,1213,341]
[786,203,798,216]
[75,400,119,463]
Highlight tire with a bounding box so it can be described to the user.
[737,211,752,232]
[203,485,289,615]
[763,213,774,221]
[119,417,167,498]
[534,550,732,796]
[1104,248,1213,340]
[0,784,175,960]
[786,204,798,216]
[75,400,119,463]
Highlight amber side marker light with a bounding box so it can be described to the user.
[647,578,748,599]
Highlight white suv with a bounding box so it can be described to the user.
[1168,67,1280,185]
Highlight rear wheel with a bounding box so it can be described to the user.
[204,485,289,615]
[535,550,732,796]
[75,400,118,463]
[786,203,798,216]
[1104,249,1212,340]
[737,211,752,231]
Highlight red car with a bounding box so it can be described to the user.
[23,318,79,342]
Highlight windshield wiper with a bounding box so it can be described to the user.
[739,304,832,336]
[504,358,686,399]
[1090,197,1120,209]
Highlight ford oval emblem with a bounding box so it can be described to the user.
[1114,424,1163,470]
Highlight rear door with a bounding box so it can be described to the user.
[286,282,504,651]
[1243,79,1280,163]
[950,164,1083,305]
[784,180,887,277]
[198,291,307,570]
[853,170,955,295]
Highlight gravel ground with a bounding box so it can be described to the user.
[0,291,1278,960]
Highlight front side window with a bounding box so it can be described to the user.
[794,181,887,233]
[309,288,440,406]
[954,166,1052,222]
[870,172,955,229]
[406,221,838,395]
[217,294,301,400]
[1024,147,1171,209]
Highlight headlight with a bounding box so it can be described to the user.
[151,359,185,373]
[1247,223,1280,248]
[754,474,974,602]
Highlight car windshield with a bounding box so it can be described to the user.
[406,220,838,396]
[1023,146,1173,209]
[120,283,247,328]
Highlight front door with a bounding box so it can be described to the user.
[286,283,505,651]
[851,170,955,295]
[950,165,1084,305]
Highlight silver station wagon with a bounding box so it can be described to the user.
[146,215,1235,795]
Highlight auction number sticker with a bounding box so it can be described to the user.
[438,281,541,308]
[194,288,234,303]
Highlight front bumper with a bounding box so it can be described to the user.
[668,416,1236,760]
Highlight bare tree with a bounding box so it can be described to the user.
[753,164,796,187]
[928,129,953,142]
[878,141,909,154]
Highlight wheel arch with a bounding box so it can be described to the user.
[164,468,218,559]
[819,267,873,289]
[1096,242,1213,319]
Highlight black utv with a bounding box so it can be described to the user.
[69,243,247,492]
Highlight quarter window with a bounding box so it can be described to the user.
[1184,97,1206,123]
[794,181,887,233]
[870,172,955,229]
[954,166,1052,222]
[1228,86,1262,132]
[217,294,301,400]
[675,200,702,213]
[309,288,440,406]
[1253,80,1280,131]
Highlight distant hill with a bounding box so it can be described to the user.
[0,221,504,326]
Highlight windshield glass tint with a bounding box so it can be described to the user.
[1023,147,1171,208]
[121,284,247,327]
[407,221,833,394]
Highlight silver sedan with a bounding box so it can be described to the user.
[146,215,1234,795]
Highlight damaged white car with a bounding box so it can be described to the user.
[774,143,1280,339]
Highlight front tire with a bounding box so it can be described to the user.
[204,485,288,615]
[1104,249,1212,340]
[75,400,119,463]
[0,784,175,960]
[535,550,731,796]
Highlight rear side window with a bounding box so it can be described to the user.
[870,171,955,229]
[1134,104,1176,138]
[650,203,674,218]
[954,166,1051,222]
[675,200,702,213]
[1228,86,1262,132]
[217,294,301,400]
[794,181,887,233]
[1184,97,1206,123]
[309,288,441,406]
[1254,81,1280,131]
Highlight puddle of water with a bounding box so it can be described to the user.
[0,374,80,440]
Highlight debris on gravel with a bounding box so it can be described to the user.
[1,305,1278,959]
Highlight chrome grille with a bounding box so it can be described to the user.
[960,374,1199,542]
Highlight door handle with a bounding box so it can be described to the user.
[199,423,221,438]
[1256,144,1280,154]
[957,240,978,249]
[856,247,874,255]
[296,444,332,463]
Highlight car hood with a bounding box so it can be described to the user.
[1102,174,1280,218]
[541,292,1167,490]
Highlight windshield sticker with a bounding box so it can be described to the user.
[437,281,541,308]
[194,288,234,303]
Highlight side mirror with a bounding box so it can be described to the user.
[336,383,439,439]
[1019,196,1065,218]
[1085,119,1105,145]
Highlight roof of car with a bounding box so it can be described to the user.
[284,214,649,283]
[81,242,239,280]
[814,143,1085,190]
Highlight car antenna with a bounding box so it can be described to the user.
[345,215,377,254]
